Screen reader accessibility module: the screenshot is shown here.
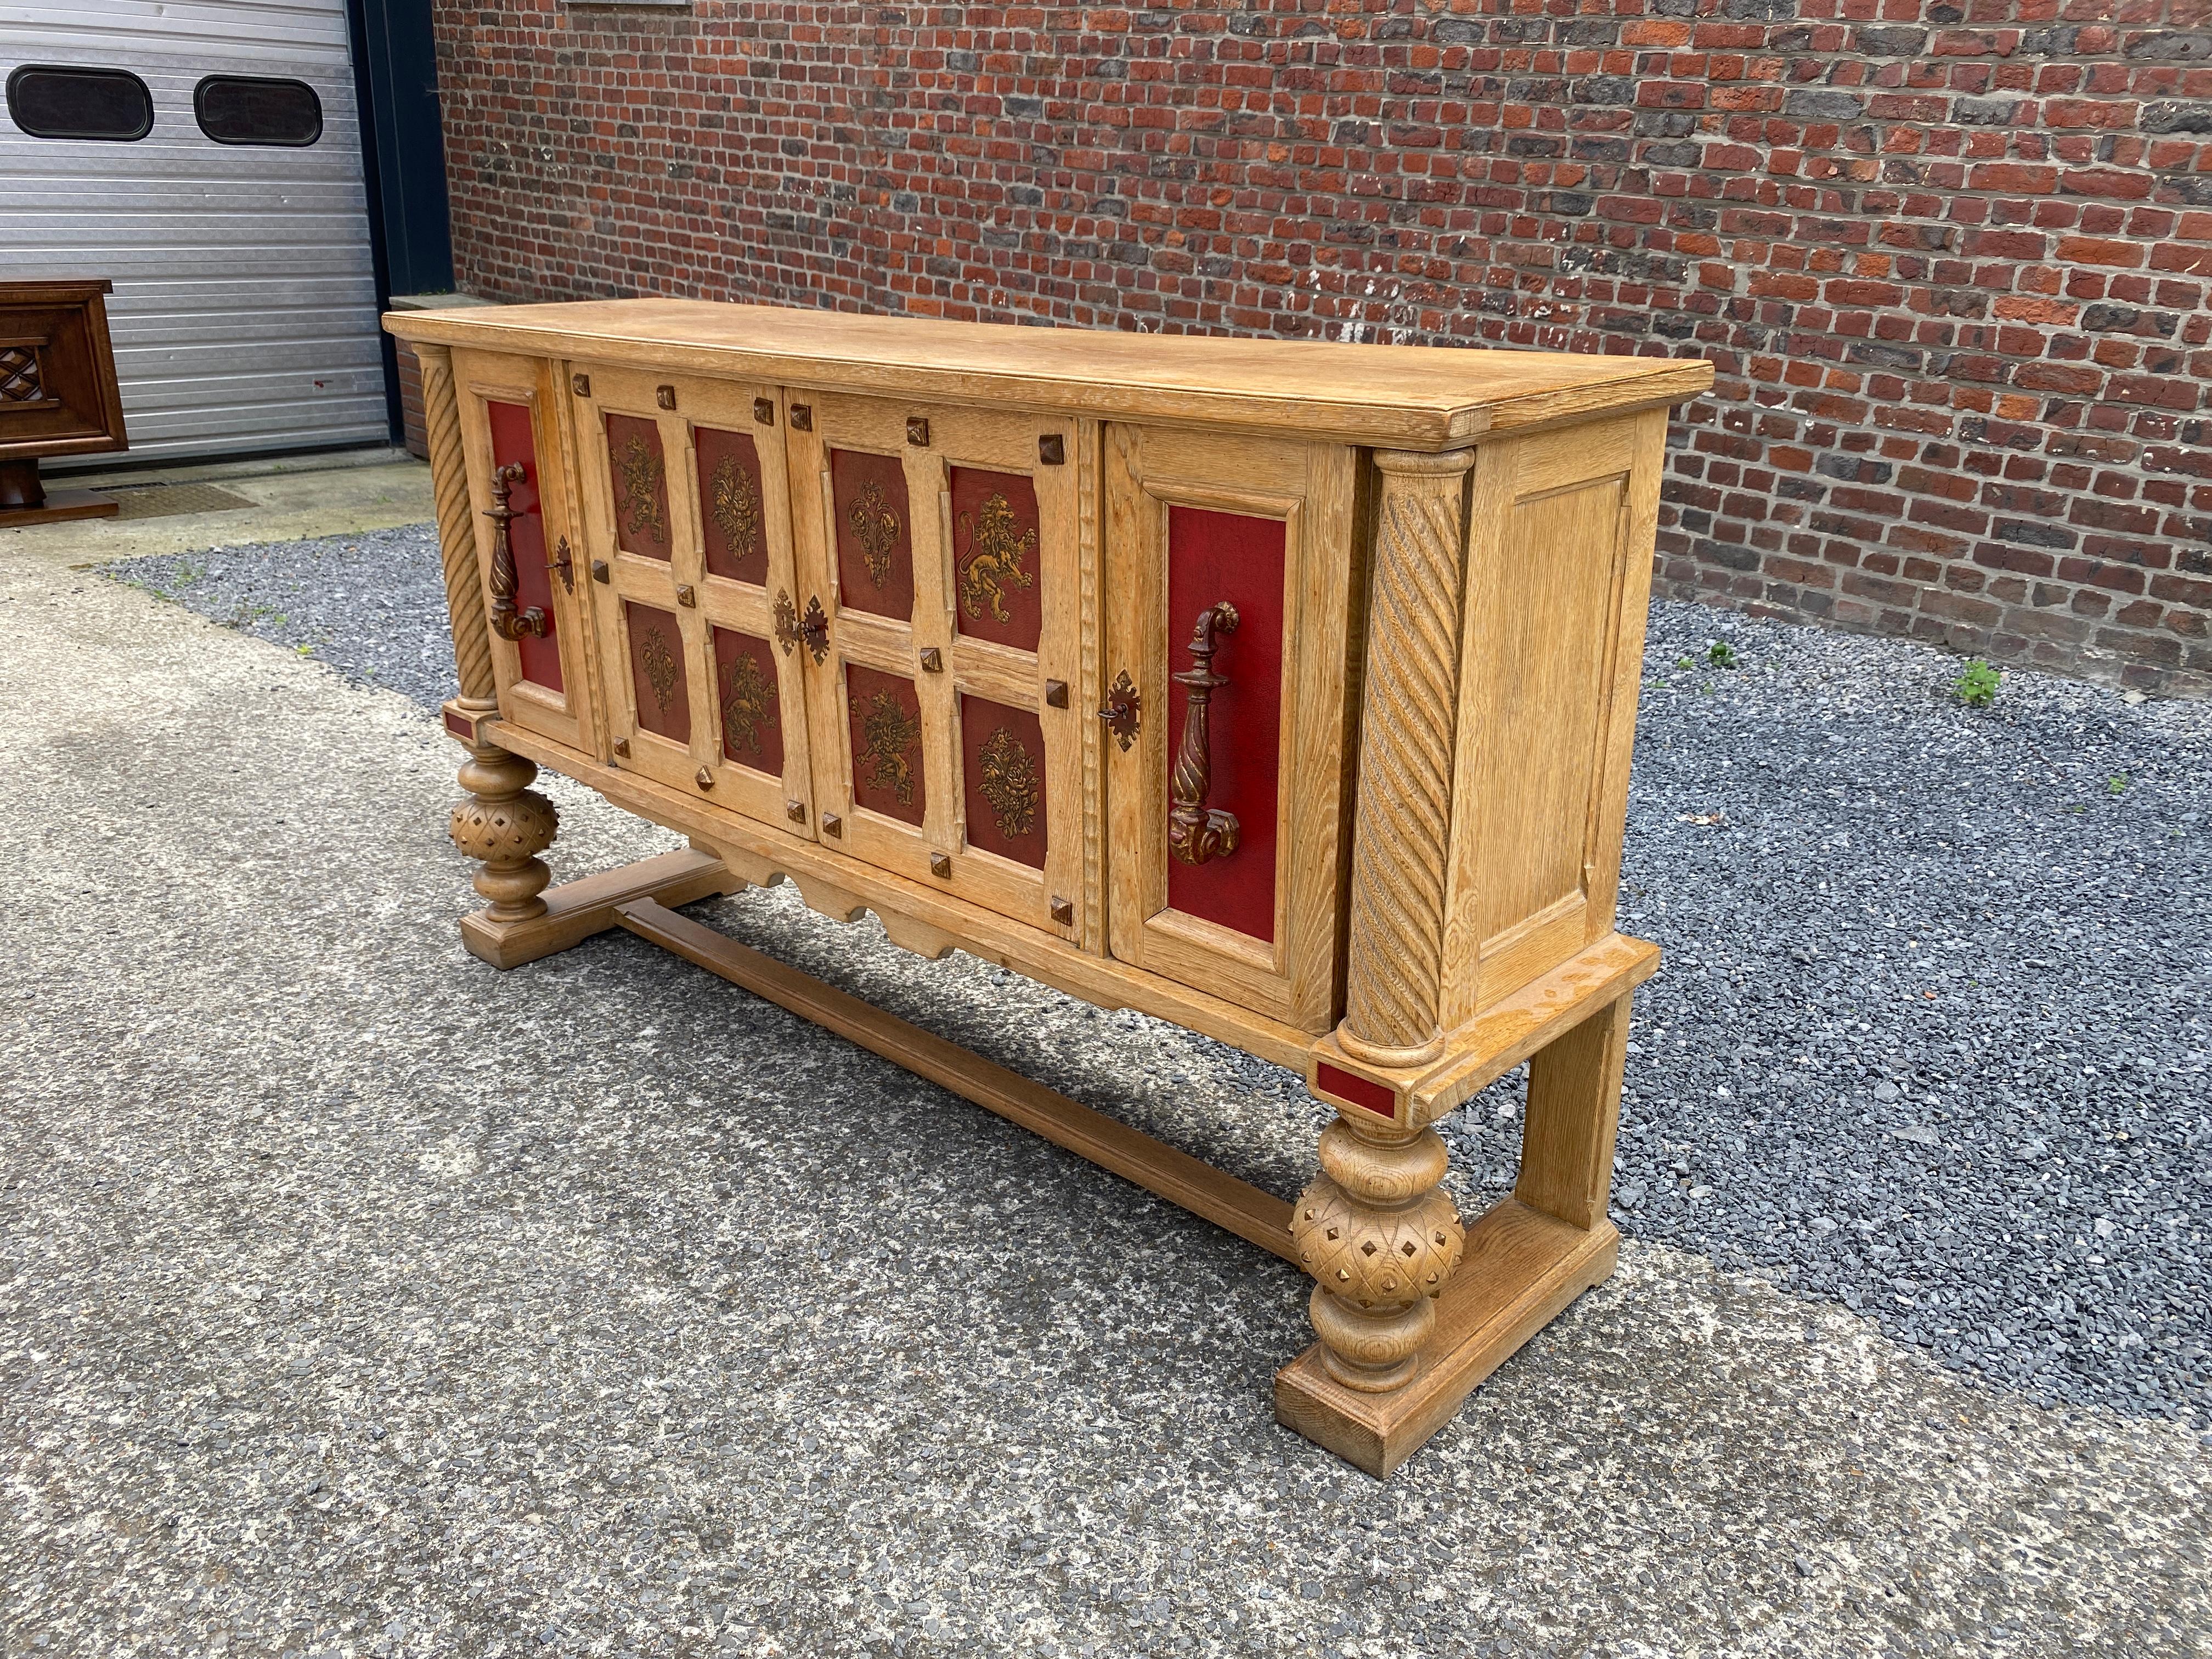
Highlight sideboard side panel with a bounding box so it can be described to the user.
[1580,408,1669,940]
[1441,414,1649,1022]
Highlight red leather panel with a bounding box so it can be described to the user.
[624,601,691,744]
[695,426,770,585]
[487,399,563,691]
[949,466,1042,653]
[604,413,673,561]
[829,448,914,622]
[712,626,783,776]
[960,694,1047,870]
[1164,506,1284,944]
[845,664,926,826]
[1316,1063,1398,1120]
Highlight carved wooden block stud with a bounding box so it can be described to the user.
[388,297,1707,1476]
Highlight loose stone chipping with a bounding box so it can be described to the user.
[0,527,2193,1654]
[108,523,2212,1430]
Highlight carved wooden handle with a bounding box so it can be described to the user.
[1167,600,1240,866]
[483,461,548,640]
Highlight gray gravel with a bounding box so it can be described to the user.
[107,526,459,708]
[9,546,2211,1656]
[102,525,2212,1434]
[1601,612,2210,1429]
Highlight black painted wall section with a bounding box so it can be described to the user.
[345,0,454,438]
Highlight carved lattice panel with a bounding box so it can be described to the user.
[0,345,46,404]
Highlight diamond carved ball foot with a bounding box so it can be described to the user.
[450,748,559,924]
[1293,1119,1466,1393]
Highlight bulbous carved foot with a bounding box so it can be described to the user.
[450,744,558,923]
[1292,1117,1465,1392]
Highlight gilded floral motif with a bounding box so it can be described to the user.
[957,492,1037,623]
[710,452,761,563]
[720,650,777,756]
[977,725,1039,839]
[852,689,921,804]
[639,623,680,713]
[617,433,667,548]
[847,479,901,589]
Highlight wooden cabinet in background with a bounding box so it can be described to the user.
[390,300,1711,1476]
[0,278,128,526]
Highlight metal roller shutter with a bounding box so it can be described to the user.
[2,0,389,463]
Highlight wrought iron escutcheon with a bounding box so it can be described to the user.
[1167,601,1241,866]
[1098,668,1142,752]
[772,589,801,656]
[798,595,831,665]
[483,461,548,641]
[548,534,575,594]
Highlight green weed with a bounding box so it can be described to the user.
[1953,659,2001,708]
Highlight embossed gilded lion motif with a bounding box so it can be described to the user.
[720,649,776,756]
[957,492,1037,624]
[852,688,920,804]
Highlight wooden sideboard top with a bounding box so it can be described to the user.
[385,299,1713,449]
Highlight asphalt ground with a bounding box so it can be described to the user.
[108,526,2212,1429]
[2,523,2207,1655]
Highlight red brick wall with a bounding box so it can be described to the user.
[433,0,2212,695]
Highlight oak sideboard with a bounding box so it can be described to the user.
[385,300,1711,1476]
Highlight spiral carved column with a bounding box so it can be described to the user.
[1292,1116,1466,1391]
[1296,447,1477,1392]
[1336,448,1477,1070]
[414,341,498,708]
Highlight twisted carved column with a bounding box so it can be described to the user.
[416,340,559,916]
[1336,448,1477,1069]
[1297,446,1476,1391]
[415,341,498,708]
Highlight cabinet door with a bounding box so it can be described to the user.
[452,348,595,752]
[786,392,1083,940]
[1103,426,1359,1032]
[572,363,814,836]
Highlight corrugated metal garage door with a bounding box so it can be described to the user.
[1,0,388,463]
